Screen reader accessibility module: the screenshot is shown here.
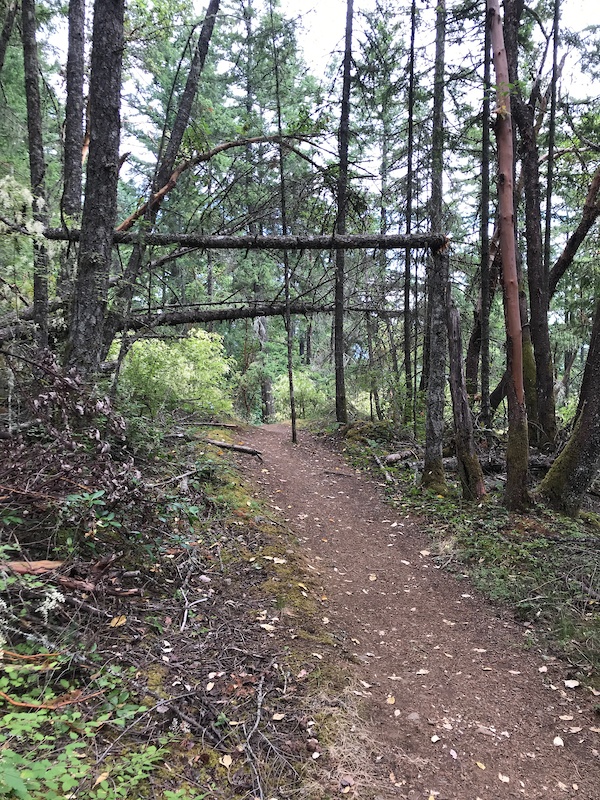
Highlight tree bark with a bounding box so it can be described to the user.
[422,0,447,494]
[480,15,492,429]
[504,0,556,446]
[487,0,530,511]
[21,0,49,349]
[270,0,297,442]
[537,299,600,515]
[59,0,86,294]
[549,164,600,296]
[447,300,486,499]
[45,229,447,251]
[403,0,417,427]
[62,0,85,221]
[0,1,17,77]
[66,0,125,374]
[102,0,221,357]
[334,0,353,424]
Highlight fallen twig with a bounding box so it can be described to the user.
[373,454,395,484]
[204,439,263,460]
[0,688,104,710]
[147,468,198,489]
[194,422,239,429]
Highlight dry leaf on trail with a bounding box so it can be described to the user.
[206,682,215,691]
[219,754,233,767]
[553,736,564,746]
[359,680,372,688]
[431,735,441,743]
[272,713,285,721]
[93,772,110,788]
[498,773,510,783]
[539,665,548,672]
[590,687,600,697]
[475,761,486,770]
[564,679,580,689]
[416,668,430,675]
[259,623,276,632]
[569,727,583,733]
[386,695,395,704]
[368,573,377,581]
[108,615,126,628]
[559,715,574,720]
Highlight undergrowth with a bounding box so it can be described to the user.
[0,366,325,800]
[333,420,600,683]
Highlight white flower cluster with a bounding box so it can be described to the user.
[36,587,66,624]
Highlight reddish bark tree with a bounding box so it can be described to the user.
[487,0,530,510]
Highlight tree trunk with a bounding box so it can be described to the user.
[59,0,86,295]
[21,0,49,349]
[504,0,556,446]
[480,17,492,429]
[0,1,17,77]
[549,165,600,296]
[487,0,530,510]
[102,0,220,358]
[270,0,297,442]
[403,0,417,428]
[66,0,125,374]
[537,299,600,515]
[334,0,353,424]
[422,0,447,494]
[366,312,384,421]
[447,300,486,499]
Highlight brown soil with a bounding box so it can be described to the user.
[235,423,600,800]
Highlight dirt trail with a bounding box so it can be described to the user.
[234,424,599,800]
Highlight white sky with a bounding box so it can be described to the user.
[284,0,600,89]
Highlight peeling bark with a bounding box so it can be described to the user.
[487,0,530,511]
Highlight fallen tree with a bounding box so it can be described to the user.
[43,229,448,251]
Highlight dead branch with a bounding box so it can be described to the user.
[147,468,198,489]
[194,422,239,429]
[373,454,395,484]
[204,439,263,460]
[0,688,104,710]
[44,228,448,251]
[116,135,314,233]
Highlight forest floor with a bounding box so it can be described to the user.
[233,423,600,800]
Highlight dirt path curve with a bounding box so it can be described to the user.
[234,424,599,800]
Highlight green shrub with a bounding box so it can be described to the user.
[117,329,234,419]
[273,369,331,419]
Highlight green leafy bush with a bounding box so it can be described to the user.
[117,329,234,419]
[273,369,331,419]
